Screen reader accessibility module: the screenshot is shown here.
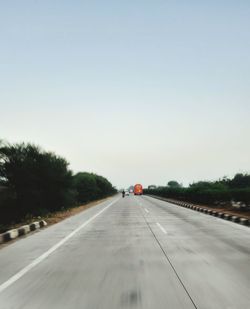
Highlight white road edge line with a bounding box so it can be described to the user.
[156,222,167,234]
[144,208,149,213]
[0,198,119,294]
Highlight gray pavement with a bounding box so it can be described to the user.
[0,195,249,308]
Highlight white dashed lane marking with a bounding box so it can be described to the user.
[156,222,167,234]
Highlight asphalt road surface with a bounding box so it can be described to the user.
[0,195,249,309]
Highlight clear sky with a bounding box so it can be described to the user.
[1,1,250,188]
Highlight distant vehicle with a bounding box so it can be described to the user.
[125,190,129,196]
[128,185,134,193]
[134,184,143,195]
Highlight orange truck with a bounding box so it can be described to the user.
[134,184,143,195]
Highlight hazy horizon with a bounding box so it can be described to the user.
[1,1,250,188]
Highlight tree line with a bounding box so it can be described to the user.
[0,140,117,231]
[144,175,250,209]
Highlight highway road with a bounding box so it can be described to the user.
[0,195,249,308]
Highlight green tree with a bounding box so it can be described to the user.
[73,172,99,203]
[94,174,115,197]
[167,181,182,188]
[0,142,74,218]
[73,172,116,204]
[229,173,250,189]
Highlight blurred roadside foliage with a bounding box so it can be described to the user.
[144,174,250,209]
[0,141,116,231]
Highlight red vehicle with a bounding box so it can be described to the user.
[134,184,143,195]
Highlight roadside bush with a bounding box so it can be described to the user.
[231,188,250,207]
[94,174,116,198]
[73,172,116,204]
[0,142,75,223]
[73,172,98,203]
[144,175,250,208]
[0,140,117,229]
[0,187,17,231]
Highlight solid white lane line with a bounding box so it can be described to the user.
[156,222,167,234]
[144,208,149,213]
[0,198,119,294]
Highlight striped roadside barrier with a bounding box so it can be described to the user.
[0,220,48,244]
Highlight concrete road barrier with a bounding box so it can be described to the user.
[2,229,18,242]
[231,216,240,223]
[0,220,47,244]
[29,222,40,231]
[39,220,47,227]
[224,214,232,220]
[239,218,249,226]
[18,225,30,236]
